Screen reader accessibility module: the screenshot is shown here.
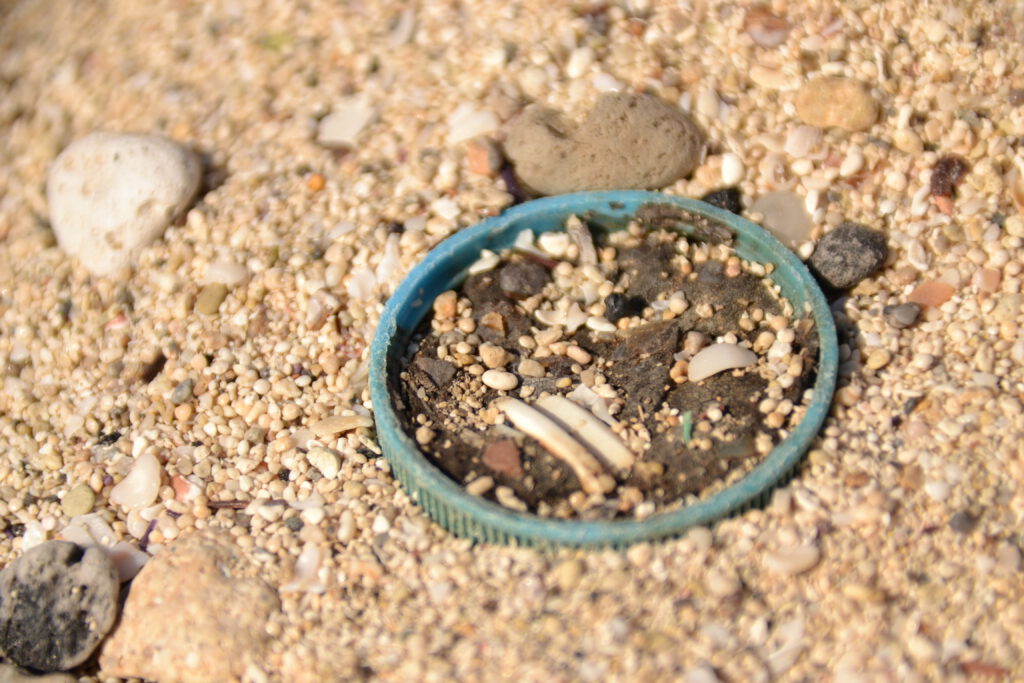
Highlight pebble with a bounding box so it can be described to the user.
[551,558,584,592]
[482,439,523,478]
[306,446,342,479]
[108,452,161,510]
[764,544,821,575]
[744,5,791,47]
[808,222,888,289]
[195,283,229,316]
[482,369,518,391]
[907,280,955,307]
[503,93,703,195]
[203,260,248,287]
[317,96,377,148]
[100,531,280,681]
[518,359,545,378]
[689,343,758,382]
[749,192,812,248]
[0,541,119,672]
[701,187,743,214]
[795,77,878,131]
[882,302,920,329]
[720,153,744,185]
[170,378,195,405]
[310,414,373,437]
[60,483,96,517]
[865,349,891,371]
[498,261,549,300]
[46,132,201,276]
[948,510,979,534]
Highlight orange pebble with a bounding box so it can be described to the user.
[933,195,954,215]
[907,280,954,307]
[306,173,326,191]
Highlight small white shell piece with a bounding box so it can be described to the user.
[688,343,758,382]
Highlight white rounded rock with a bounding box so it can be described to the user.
[47,132,201,276]
[689,343,758,382]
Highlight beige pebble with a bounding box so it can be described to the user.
[61,483,96,517]
[551,558,584,591]
[518,359,546,378]
[479,343,510,369]
[195,283,229,316]
[866,349,891,370]
[795,77,878,131]
[433,290,458,319]
[765,544,820,575]
[465,476,495,496]
[482,370,518,391]
[306,446,342,479]
[311,414,373,437]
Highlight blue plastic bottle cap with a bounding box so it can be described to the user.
[369,191,838,547]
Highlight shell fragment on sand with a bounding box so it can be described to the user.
[688,343,759,382]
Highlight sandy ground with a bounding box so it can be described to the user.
[2,0,1024,680]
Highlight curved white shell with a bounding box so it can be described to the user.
[688,343,758,382]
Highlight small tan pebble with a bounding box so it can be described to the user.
[565,345,591,364]
[61,483,96,516]
[479,343,510,369]
[551,558,584,591]
[173,403,193,422]
[465,138,503,176]
[482,369,518,391]
[907,280,954,307]
[465,476,495,496]
[704,568,741,598]
[743,4,791,47]
[906,634,940,663]
[841,583,885,604]
[555,377,572,389]
[974,268,1001,292]
[310,414,373,437]
[866,349,891,370]
[494,485,527,512]
[518,358,545,378]
[414,425,435,445]
[433,290,458,319]
[281,404,302,421]
[306,446,342,479]
[795,77,878,131]
[765,544,821,575]
[195,283,229,316]
[305,173,325,191]
[480,311,506,334]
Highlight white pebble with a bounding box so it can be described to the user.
[689,343,758,382]
[839,148,864,177]
[306,446,342,479]
[765,544,821,575]
[924,480,951,502]
[447,103,500,145]
[482,370,518,391]
[318,96,378,148]
[204,260,249,287]
[784,125,821,158]
[566,46,594,78]
[109,452,162,509]
[47,132,201,276]
[721,153,744,185]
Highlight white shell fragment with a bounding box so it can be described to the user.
[688,343,758,382]
[109,452,162,510]
[495,397,613,495]
[317,97,378,149]
[535,394,634,471]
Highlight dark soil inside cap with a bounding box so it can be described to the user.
[390,228,818,520]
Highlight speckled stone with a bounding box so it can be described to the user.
[504,93,704,195]
[809,222,888,289]
[0,541,119,672]
[99,530,279,683]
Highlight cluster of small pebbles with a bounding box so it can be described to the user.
[398,219,816,518]
[1,0,1023,680]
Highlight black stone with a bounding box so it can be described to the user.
[497,261,549,300]
[700,186,743,214]
[0,541,119,672]
[809,222,888,289]
[603,293,646,322]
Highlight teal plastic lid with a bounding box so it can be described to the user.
[369,191,838,547]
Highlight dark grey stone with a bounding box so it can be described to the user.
[883,302,921,329]
[498,261,549,300]
[809,222,888,289]
[949,510,979,534]
[0,541,119,672]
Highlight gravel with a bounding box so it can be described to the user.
[2,0,1023,679]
